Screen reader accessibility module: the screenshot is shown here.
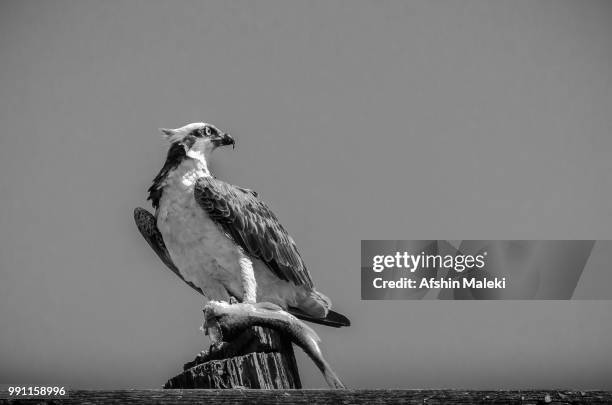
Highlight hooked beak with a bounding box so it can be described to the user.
[214,133,235,149]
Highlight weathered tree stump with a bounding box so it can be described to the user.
[164,326,301,389]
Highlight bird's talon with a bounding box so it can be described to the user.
[209,341,228,355]
[205,318,223,344]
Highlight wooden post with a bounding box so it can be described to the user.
[164,326,301,389]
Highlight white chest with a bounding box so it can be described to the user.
[155,161,241,291]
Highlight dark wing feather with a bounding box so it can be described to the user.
[194,177,314,288]
[133,207,203,294]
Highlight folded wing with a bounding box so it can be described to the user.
[194,177,314,288]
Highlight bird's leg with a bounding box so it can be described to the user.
[199,251,257,358]
[238,250,257,304]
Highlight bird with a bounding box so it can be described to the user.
[133,122,350,328]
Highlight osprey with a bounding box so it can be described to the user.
[134,122,350,388]
[134,122,349,387]
[135,122,349,325]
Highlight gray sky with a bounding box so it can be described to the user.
[1,0,611,389]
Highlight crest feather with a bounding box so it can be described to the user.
[159,128,183,143]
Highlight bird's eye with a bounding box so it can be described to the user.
[205,127,212,136]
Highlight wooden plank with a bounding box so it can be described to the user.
[2,390,612,404]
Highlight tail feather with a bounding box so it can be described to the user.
[289,307,351,328]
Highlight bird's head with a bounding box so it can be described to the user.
[159,122,234,162]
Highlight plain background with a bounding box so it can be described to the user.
[1,0,611,389]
